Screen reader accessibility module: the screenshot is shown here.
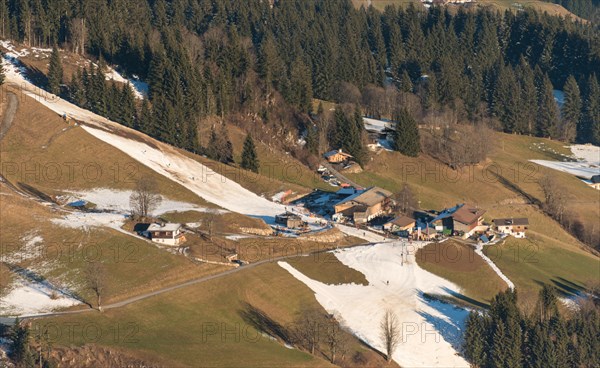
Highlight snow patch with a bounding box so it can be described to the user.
[0,270,81,317]
[279,241,470,367]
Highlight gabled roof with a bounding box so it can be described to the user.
[452,204,486,225]
[324,149,353,158]
[385,215,416,228]
[335,186,393,207]
[429,203,485,226]
[147,223,181,232]
[492,218,529,226]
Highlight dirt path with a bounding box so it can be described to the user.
[10,242,378,324]
[0,92,18,142]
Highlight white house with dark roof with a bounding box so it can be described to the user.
[492,218,529,238]
[147,223,186,246]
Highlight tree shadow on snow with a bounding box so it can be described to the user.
[4,263,84,302]
[416,290,470,353]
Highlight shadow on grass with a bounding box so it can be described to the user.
[440,286,490,309]
[534,277,586,299]
[238,301,291,343]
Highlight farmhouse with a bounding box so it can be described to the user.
[334,186,393,223]
[383,215,416,233]
[430,203,486,235]
[275,212,303,228]
[147,223,186,246]
[324,149,353,164]
[493,218,529,238]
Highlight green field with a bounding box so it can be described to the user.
[35,263,392,367]
[416,240,508,308]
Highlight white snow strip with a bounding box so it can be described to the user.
[279,241,470,367]
[531,159,600,180]
[474,244,514,290]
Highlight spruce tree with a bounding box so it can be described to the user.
[561,75,581,142]
[47,44,63,95]
[464,312,486,367]
[241,134,259,173]
[400,70,413,93]
[392,108,420,157]
[536,72,560,139]
[0,52,4,85]
[582,75,600,145]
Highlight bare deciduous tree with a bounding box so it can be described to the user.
[538,175,567,223]
[393,183,418,215]
[324,314,349,364]
[291,309,324,355]
[70,18,86,55]
[85,261,106,311]
[380,309,401,362]
[129,177,162,220]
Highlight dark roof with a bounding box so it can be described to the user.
[385,215,416,228]
[591,175,600,184]
[336,186,393,207]
[493,218,529,226]
[452,204,486,225]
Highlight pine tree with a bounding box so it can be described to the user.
[400,70,413,93]
[47,44,63,95]
[582,75,600,145]
[536,72,560,139]
[0,52,4,85]
[561,75,581,142]
[241,134,259,173]
[491,321,509,366]
[120,83,137,128]
[392,108,420,157]
[464,312,487,367]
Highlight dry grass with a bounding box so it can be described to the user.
[0,84,212,207]
[287,252,368,285]
[416,240,508,307]
[37,262,396,368]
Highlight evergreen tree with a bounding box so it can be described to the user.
[9,319,34,364]
[47,44,63,95]
[536,72,560,138]
[582,75,600,145]
[561,75,581,142]
[120,83,137,128]
[463,312,486,367]
[392,108,420,157]
[400,70,413,93]
[241,134,259,173]
[0,52,4,85]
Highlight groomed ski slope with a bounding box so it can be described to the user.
[280,241,471,368]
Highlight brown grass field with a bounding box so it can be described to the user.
[35,262,397,368]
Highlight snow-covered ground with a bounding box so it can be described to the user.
[531,144,600,180]
[363,117,394,133]
[60,188,225,216]
[103,67,148,99]
[0,269,81,317]
[279,241,470,367]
